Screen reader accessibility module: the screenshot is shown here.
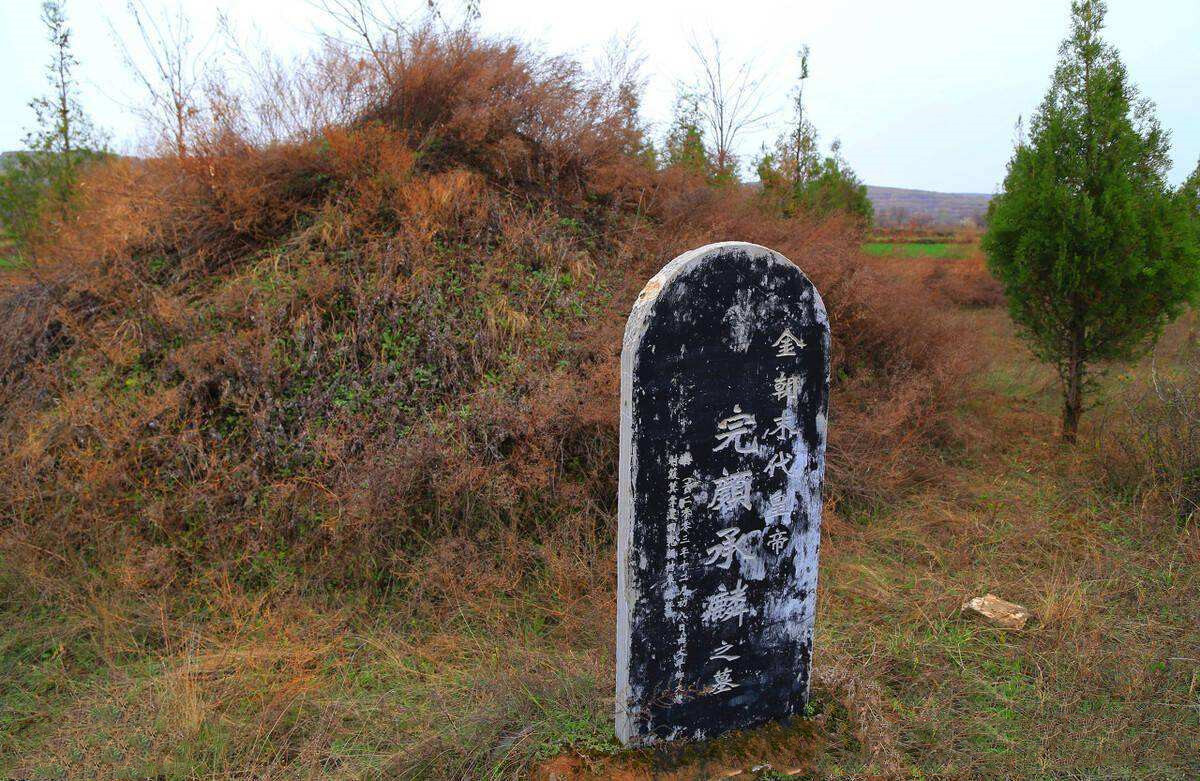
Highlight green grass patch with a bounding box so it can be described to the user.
[0,238,24,269]
[862,241,968,259]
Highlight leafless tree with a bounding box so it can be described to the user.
[312,0,480,86]
[592,31,647,132]
[214,14,371,145]
[113,0,211,157]
[313,0,404,87]
[685,34,771,176]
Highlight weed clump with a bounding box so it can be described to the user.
[1095,333,1200,524]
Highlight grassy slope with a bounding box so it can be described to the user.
[3,255,1197,779]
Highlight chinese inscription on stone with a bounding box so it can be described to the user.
[616,242,830,745]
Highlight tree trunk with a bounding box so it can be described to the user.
[1061,333,1085,444]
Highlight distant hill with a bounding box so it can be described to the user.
[867,185,992,227]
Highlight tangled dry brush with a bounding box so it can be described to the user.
[0,26,972,592]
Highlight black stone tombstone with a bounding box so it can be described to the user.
[616,242,830,745]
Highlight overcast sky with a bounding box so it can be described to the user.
[1,0,1197,193]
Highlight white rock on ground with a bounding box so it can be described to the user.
[961,593,1031,630]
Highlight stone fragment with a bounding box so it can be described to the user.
[961,593,1031,630]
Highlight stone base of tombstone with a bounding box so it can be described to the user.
[616,242,830,746]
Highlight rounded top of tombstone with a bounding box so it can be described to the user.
[625,241,827,348]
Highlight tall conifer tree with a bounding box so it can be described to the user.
[983,0,1200,442]
[0,1,105,254]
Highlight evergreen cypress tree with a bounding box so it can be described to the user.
[983,0,1200,442]
[663,95,716,180]
[0,0,106,256]
[755,48,872,222]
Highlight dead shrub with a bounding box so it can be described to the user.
[356,27,645,200]
[812,664,906,779]
[924,257,1004,309]
[1094,346,1200,523]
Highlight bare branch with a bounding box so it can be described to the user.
[310,0,405,86]
[111,0,213,157]
[685,32,771,176]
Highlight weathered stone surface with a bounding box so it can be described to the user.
[616,242,830,746]
[961,594,1031,630]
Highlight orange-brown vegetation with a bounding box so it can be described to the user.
[0,26,970,590]
[923,251,1006,310]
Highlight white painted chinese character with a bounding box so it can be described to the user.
[767,526,789,554]
[708,470,753,514]
[769,412,799,438]
[703,526,763,570]
[702,580,751,626]
[772,328,807,357]
[773,373,804,404]
[713,405,758,453]
[766,451,792,476]
[764,490,791,523]
[710,643,740,662]
[710,667,738,694]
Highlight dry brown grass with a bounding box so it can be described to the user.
[809,328,1200,776]
[924,255,1005,310]
[1092,311,1200,525]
